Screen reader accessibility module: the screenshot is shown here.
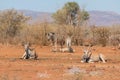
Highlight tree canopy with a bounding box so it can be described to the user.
[52,2,89,26]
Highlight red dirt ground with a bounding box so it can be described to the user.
[0,45,120,80]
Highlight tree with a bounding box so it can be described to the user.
[79,9,89,25]
[52,2,89,26]
[52,9,67,25]
[0,9,30,44]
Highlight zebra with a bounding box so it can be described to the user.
[81,47,106,63]
[60,35,75,53]
[46,32,74,53]
[21,43,38,59]
[59,47,75,53]
[118,43,120,49]
[46,32,60,52]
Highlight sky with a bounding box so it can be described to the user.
[0,0,120,13]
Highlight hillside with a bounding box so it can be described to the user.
[89,11,120,26]
[19,10,53,23]
[19,10,120,26]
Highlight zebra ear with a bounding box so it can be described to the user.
[27,42,32,47]
[81,45,87,52]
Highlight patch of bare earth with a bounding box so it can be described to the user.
[0,45,120,80]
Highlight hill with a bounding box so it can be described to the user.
[19,10,120,26]
[19,10,53,24]
[89,11,120,26]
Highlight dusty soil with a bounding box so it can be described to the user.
[0,45,120,80]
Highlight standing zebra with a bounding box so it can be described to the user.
[46,32,74,53]
[46,32,59,52]
[60,35,74,53]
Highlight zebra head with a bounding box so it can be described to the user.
[81,46,92,63]
[46,32,55,42]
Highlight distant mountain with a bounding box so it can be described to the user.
[19,10,53,24]
[88,11,120,26]
[19,10,120,26]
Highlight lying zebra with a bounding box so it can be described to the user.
[21,43,38,59]
[59,47,75,53]
[46,32,73,53]
[81,48,106,63]
[118,43,120,49]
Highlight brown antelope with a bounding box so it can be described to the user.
[21,43,38,59]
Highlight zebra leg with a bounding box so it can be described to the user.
[22,52,30,59]
[68,47,74,53]
[88,59,94,63]
[52,42,57,52]
[99,54,106,63]
[32,52,38,59]
[21,52,27,59]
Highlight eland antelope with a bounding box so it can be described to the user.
[21,43,38,59]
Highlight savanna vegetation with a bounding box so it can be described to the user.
[0,2,120,80]
[0,2,119,47]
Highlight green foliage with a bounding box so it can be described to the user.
[81,10,89,21]
[63,2,80,14]
[52,9,67,24]
[52,2,89,26]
